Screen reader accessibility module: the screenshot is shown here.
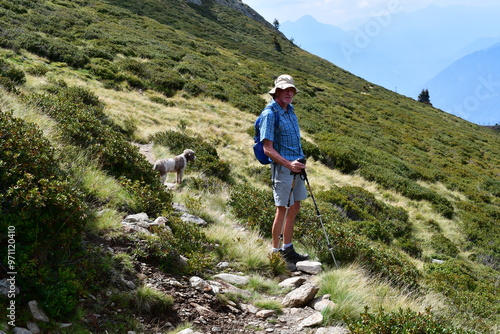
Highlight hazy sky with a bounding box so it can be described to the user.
[243,0,500,28]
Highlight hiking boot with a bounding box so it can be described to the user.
[279,245,309,264]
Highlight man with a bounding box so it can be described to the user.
[259,74,309,264]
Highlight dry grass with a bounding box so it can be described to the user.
[0,88,63,144]
[318,263,447,324]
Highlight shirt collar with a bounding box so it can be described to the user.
[269,99,293,114]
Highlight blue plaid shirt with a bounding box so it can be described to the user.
[259,99,304,161]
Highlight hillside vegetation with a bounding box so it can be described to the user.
[0,0,498,333]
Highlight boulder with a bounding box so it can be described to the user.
[281,283,319,308]
[213,273,249,285]
[296,261,322,274]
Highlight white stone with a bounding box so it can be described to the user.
[256,310,276,318]
[278,276,306,288]
[281,283,319,308]
[27,322,40,334]
[299,311,324,328]
[310,295,336,311]
[28,300,49,322]
[315,326,351,334]
[213,273,249,285]
[13,328,32,334]
[189,276,212,292]
[122,212,149,223]
[296,261,322,274]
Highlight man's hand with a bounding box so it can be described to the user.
[290,159,306,174]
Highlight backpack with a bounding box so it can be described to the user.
[253,106,279,164]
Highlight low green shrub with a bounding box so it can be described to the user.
[149,69,186,97]
[318,138,362,173]
[25,63,49,76]
[424,260,499,331]
[301,139,321,161]
[25,86,162,184]
[430,234,459,258]
[0,111,89,318]
[0,59,26,84]
[118,177,172,217]
[0,76,19,93]
[132,217,216,275]
[348,307,475,333]
[19,32,89,68]
[318,186,412,243]
[295,209,420,287]
[86,58,118,81]
[456,201,499,260]
[228,184,275,237]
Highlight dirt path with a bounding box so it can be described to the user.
[133,142,156,164]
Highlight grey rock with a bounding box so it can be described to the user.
[282,283,319,308]
[309,294,336,311]
[0,278,19,297]
[296,261,322,275]
[122,213,150,223]
[315,326,351,334]
[299,311,324,328]
[279,276,306,288]
[28,300,49,322]
[213,273,249,285]
[256,309,276,318]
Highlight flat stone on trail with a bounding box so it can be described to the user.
[309,294,337,311]
[122,213,150,223]
[28,300,49,322]
[256,309,276,318]
[299,311,324,328]
[213,273,249,285]
[278,276,306,288]
[281,283,319,308]
[296,261,322,274]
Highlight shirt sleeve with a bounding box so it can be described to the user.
[259,108,276,143]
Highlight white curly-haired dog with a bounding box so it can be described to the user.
[153,149,196,184]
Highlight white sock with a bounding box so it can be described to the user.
[283,243,293,249]
[272,248,281,252]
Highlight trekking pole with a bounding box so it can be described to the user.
[279,172,297,250]
[298,160,339,268]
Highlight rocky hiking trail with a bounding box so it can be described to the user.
[1,144,351,334]
[118,210,350,334]
[126,143,351,333]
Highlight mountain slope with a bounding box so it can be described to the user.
[426,42,500,124]
[0,0,498,332]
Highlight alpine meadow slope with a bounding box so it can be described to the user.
[0,0,498,333]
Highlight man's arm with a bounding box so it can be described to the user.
[263,139,305,173]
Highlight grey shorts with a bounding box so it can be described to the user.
[271,163,307,207]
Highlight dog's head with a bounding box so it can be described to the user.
[183,149,196,162]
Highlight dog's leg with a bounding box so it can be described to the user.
[160,172,166,184]
[177,170,184,184]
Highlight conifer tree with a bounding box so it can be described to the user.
[418,89,432,105]
[273,18,280,30]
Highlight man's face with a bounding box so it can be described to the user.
[275,87,296,106]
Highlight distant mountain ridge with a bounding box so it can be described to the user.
[280,5,500,124]
[425,42,500,124]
